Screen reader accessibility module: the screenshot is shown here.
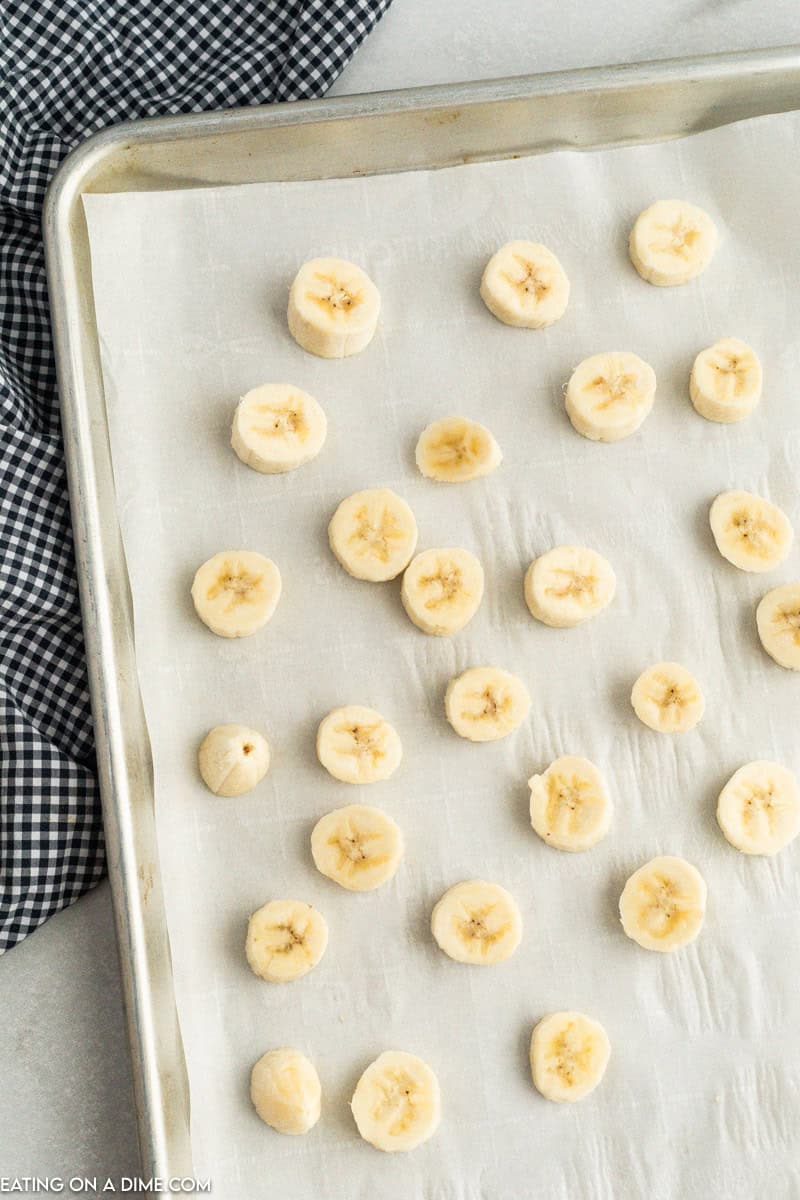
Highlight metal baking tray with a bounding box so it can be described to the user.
[42,45,800,1180]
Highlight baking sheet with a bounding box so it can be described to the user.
[83,109,800,1200]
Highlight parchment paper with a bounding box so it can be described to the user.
[83,110,800,1200]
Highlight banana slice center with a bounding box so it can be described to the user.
[743,787,780,834]
[550,1025,593,1086]
[330,826,389,872]
[433,430,483,466]
[653,676,692,712]
[457,901,509,952]
[546,776,595,834]
[503,255,551,300]
[263,920,308,958]
[349,506,404,563]
[309,272,362,318]
[776,604,800,644]
[710,352,750,396]
[729,510,777,556]
[334,832,369,863]
[465,686,511,723]
[544,568,598,602]
[420,565,464,609]
[373,1071,417,1134]
[649,219,700,260]
[641,876,690,936]
[338,720,388,766]
[206,564,265,610]
[585,372,637,412]
[252,401,308,440]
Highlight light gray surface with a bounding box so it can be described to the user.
[330,0,800,95]
[0,881,138,1178]
[4,1,796,1184]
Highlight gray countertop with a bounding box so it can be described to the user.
[3,1,796,1185]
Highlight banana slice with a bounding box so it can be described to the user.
[524,545,616,628]
[717,761,800,856]
[619,856,706,952]
[316,705,402,784]
[629,199,717,286]
[565,352,656,442]
[287,256,380,359]
[415,416,502,483]
[250,1048,321,1135]
[231,383,327,474]
[756,582,800,670]
[528,756,612,852]
[445,666,530,742]
[246,899,328,983]
[431,879,522,965]
[530,1012,611,1103]
[401,547,484,636]
[311,804,404,891]
[480,240,570,329]
[191,550,281,638]
[351,1051,441,1152]
[710,490,793,572]
[690,338,762,423]
[198,724,270,796]
[631,662,705,733]
[328,487,418,582]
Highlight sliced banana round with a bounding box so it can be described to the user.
[710,490,793,572]
[717,761,800,856]
[415,415,502,483]
[431,879,522,965]
[311,804,404,891]
[565,352,656,442]
[328,487,418,582]
[445,666,531,742]
[316,705,402,784]
[631,662,705,733]
[629,199,717,286]
[191,550,281,638]
[401,547,484,636]
[530,1012,611,1103]
[231,383,327,474]
[690,338,762,423]
[351,1051,441,1153]
[480,240,570,329]
[619,855,706,952]
[756,582,800,670]
[198,724,270,796]
[246,899,328,983]
[250,1048,321,1135]
[287,256,380,359]
[524,545,616,628]
[528,756,612,852]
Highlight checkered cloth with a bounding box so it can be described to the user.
[0,0,391,951]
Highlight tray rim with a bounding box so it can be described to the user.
[42,43,800,1181]
[45,43,800,178]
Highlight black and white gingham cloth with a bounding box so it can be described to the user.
[0,0,391,952]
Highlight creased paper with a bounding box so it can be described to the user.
[84,109,800,1200]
